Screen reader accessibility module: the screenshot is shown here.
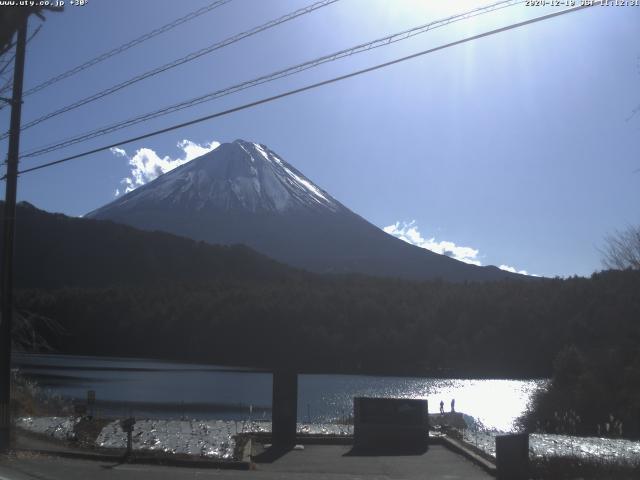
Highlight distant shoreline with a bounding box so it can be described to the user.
[12,351,548,381]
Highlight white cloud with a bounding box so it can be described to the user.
[383,220,481,266]
[499,264,540,277]
[110,147,127,158]
[499,264,526,275]
[383,220,538,276]
[111,139,220,196]
[178,139,220,161]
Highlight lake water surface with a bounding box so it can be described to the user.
[13,353,544,432]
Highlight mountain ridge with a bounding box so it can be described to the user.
[87,139,523,282]
[6,201,298,289]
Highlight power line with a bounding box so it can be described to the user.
[1,0,339,139]
[0,41,14,59]
[0,48,14,99]
[0,51,15,78]
[21,0,232,98]
[13,2,598,178]
[0,25,41,95]
[0,0,230,105]
[0,79,11,95]
[21,0,522,159]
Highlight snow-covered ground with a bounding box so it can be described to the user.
[17,417,351,460]
[96,419,351,459]
[463,429,640,464]
[96,419,236,459]
[18,415,640,464]
[16,416,79,441]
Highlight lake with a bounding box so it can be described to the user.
[13,352,545,432]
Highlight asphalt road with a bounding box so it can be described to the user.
[0,445,492,479]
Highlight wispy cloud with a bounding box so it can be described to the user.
[383,221,481,266]
[383,220,538,276]
[111,139,220,196]
[499,264,528,275]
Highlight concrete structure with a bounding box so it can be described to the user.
[353,397,429,451]
[495,432,529,480]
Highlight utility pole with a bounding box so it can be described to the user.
[0,15,28,452]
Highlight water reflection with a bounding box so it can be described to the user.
[300,375,545,431]
[14,353,545,432]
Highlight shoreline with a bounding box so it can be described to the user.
[12,351,550,380]
[13,414,640,479]
[17,412,640,460]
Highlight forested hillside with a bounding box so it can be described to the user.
[8,202,640,384]
[15,270,640,378]
[5,201,297,289]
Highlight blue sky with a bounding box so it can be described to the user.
[1,0,638,278]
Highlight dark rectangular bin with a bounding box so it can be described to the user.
[353,397,428,450]
[496,433,529,480]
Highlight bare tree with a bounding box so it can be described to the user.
[602,225,640,270]
[12,310,64,352]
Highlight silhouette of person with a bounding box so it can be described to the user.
[451,398,456,413]
[439,400,444,414]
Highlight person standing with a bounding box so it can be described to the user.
[439,400,444,414]
[451,398,456,413]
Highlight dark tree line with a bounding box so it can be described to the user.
[8,201,640,436]
[15,269,640,381]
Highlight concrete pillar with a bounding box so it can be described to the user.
[495,433,529,480]
[272,369,297,447]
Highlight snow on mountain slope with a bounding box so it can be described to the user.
[87,139,522,282]
[96,140,340,216]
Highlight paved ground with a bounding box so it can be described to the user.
[254,444,491,479]
[0,444,492,479]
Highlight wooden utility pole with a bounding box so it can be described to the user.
[0,14,28,452]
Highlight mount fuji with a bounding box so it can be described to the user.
[86,139,519,282]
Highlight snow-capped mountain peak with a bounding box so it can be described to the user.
[232,140,338,212]
[86,138,522,282]
[101,139,341,215]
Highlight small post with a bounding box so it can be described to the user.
[120,417,136,460]
[87,390,95,419]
